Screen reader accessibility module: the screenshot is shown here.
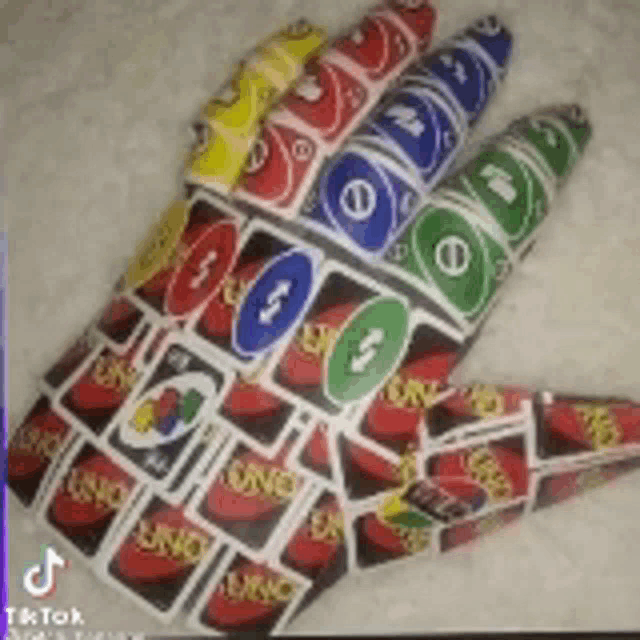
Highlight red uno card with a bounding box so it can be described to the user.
[532,455,640,512]
[188,549,310,636]
[333,12,413,85]
[40,330,101,398]
[349,494,436,571]
[234,119,322,215]
[215,370,299,459]
[128,190,246,325]
[99,492,224,623]
[93,295,148,355]
[534,392,640,465]
[278,488,348,619]
[439,501,527,553]
[8,396,77,509]
[54,324,157,439]
[38,440,144,562]
[187,433,309,554]
[278,55,371,146]
[336,432,415,503]
[422,432,531,522]
[427,384,534,444]
[287,418,341,489]
[385,0,438,51]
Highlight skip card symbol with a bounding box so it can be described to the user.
[23,545,68,599]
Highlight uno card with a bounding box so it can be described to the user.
[404,17,513,128]
[348,491,436,572]
[384,0,438,52]
[421,431,532,524]
[439,140,556,257]
[296,143,426,262]
[54,324,156,439]
[162,422,230,505]
[351,309,464,456]
[426,383,534,444]
[40,330,101,398]
[287,418,341,489]
[104,335,232,490]
[352,82,466,191]
[8,396,78,509]
[93,295,148,355]
[99,492,224,623]
[439,500,527,553]
[382,192,515,336]
[214,367,298,459]
[336,432,416,503]
[233,116,327,220]
[267,261,412,422]
[532,455,640,512]
[187,548,311,636]
[276,53,373,148]
[125,190,246,326]
[38,439,144,561]
[332,8,414,89]
[187,432,309,554]
[278,488,348,619]
[501,104,592,186]
[460,15,514,81]
[534,392,640,467]
[188,219,324,374]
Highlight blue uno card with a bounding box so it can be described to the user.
[365,87,463,188]
[232,247,318,359]
[464,15,514,79]
[299,144,424,260]
[405,15,514,127]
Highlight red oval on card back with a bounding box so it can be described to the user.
[52,454,133,529]
[366,352,456,442]
[8,410,69,479]
[205,563,285,629]
[117,506,209,584]
[223,379,284,419]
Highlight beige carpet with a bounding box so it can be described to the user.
[5,0,640,634]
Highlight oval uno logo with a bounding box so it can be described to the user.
[121,372,216,449]
[232,249,316,357]
[325,296,409,405]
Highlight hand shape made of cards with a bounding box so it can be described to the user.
[8,1,640,636]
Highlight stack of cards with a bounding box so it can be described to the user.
[9,2,640,637]
[382,103,592,338]
[232,0,439,220]
[185,20,329,193]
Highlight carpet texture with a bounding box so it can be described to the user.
[5,0,640,633]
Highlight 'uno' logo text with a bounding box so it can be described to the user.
[134,519,210,566]
[224,460,298,502]
[65,469,130,510]
[223,571,296,604]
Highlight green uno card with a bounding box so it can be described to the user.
[506,104,592,183]
[441,142,555,252]
[383,196,513,328]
